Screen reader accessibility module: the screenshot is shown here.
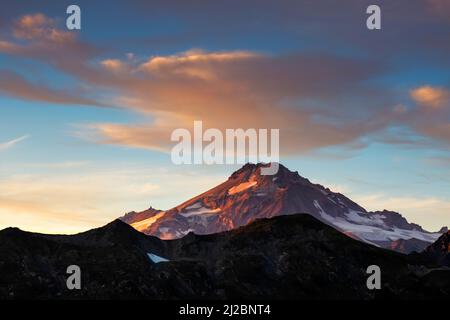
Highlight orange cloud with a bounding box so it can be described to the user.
[402,85,450,145]
[13,13,72,42]
[0,70,102,106]
[139,49,259,80]
[83,122,172,152]
[101,59,128,73]
[0,13,105,106]
[1,13,447,156]
[81,49,389,155]
[0,13,101,79]
[410,85,450,109]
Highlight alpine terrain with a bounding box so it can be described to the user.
[122,163,445,253]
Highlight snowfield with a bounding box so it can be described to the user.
[180,202,222,217]
[147,253,169,263]
[228,181,257,195]
[130,211,166,231]
[313,200,441,244]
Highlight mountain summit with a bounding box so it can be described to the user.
[122,163,443,252]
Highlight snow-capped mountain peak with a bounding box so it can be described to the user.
[121,163,443,252]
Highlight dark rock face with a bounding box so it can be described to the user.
[386,238,432,254]
[1,214,449,300]
[423,231,450,267]
[438,227,449,233]
[122,163,442,253]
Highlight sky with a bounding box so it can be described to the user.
[0,0,450,233]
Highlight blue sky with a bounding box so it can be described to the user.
[1,0,450,233]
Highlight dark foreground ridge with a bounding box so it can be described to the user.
[0,214,449,299]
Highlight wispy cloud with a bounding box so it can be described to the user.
[0,70,104,107]
[0,13,105,107]
[24,161,90,169]
[0,135,29,151]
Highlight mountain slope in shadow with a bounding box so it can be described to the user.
[0,214,449,300]
[423,231,450,267]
